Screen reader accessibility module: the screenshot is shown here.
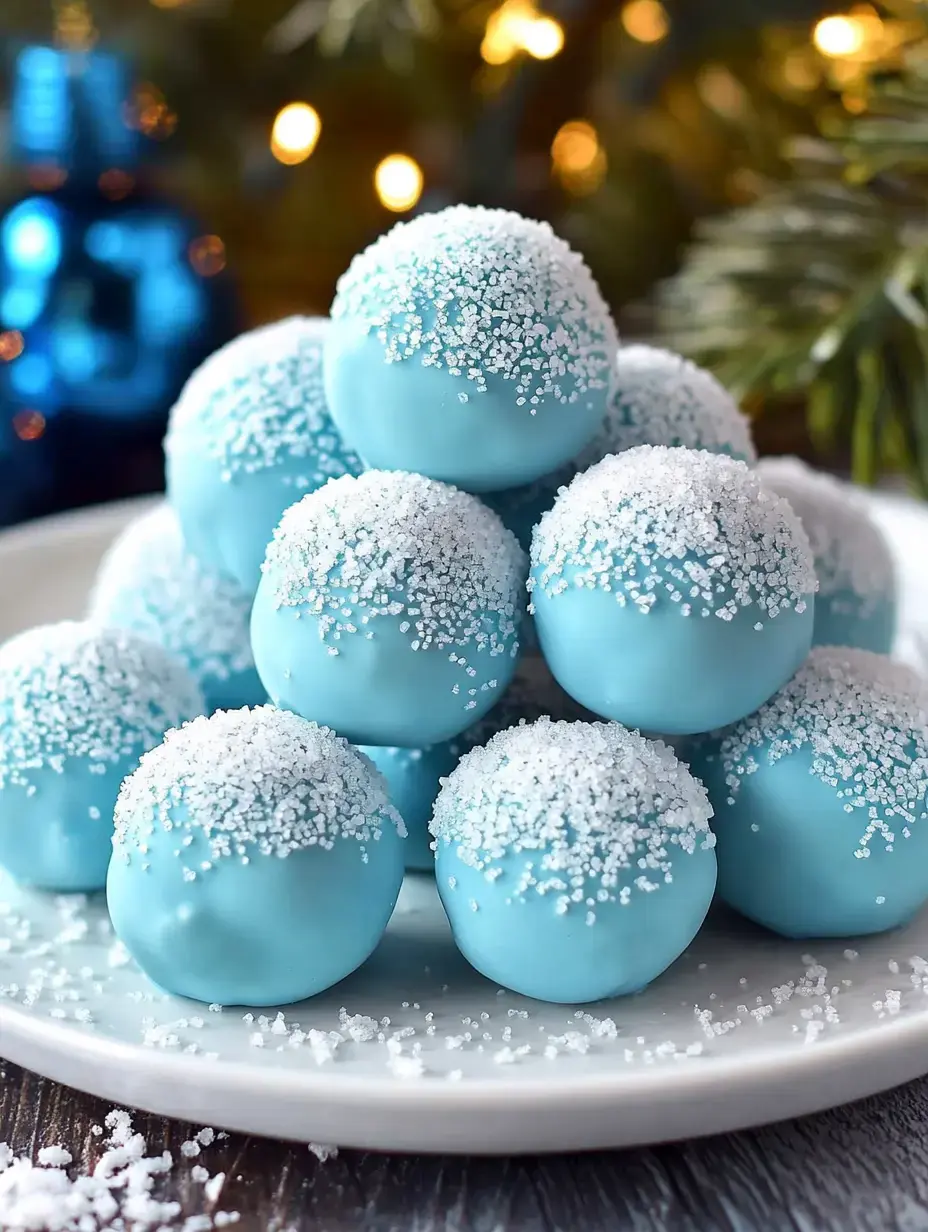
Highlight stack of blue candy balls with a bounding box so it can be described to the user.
[0,204,923,1012]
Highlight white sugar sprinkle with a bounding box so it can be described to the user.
[307,1142,339,1162]
[432,718,714,904]
[582,344,755,464]
[331,205,617,405]
[0,622,204,791]
[167,316,361,483]
[114,706,403,862]
[264,471,525,681]
[709,647,928,856]
[89,505,256,690]
[757,457,894,609]
[530,446,815,622]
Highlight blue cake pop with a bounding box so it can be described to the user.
[88,504,265,714]
[692,648,928,938]
[251,470,526,747]
[359,656,590,872]
[108,706,405,1006]
[0,622,203,891]
[757,456,896,654]
[165,316,362,594]
[432,717,717,1003]
[486,343,757,552]
[529,446,816,735]
[325,206,618,493]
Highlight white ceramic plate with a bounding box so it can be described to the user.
[1,494,927,1155]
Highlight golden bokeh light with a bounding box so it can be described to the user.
[621,0,669,45]
[522,16,564,59]
[12,410,46,442]
[551,120,607,195]
[271,102,322,166]
[0,332,25,363]
[374,154,424,212]
[188,235,227,277]
[813,14,865,57]
[481,0,563,64]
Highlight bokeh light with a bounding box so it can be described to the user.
[551,120,607,194]
[98,169,135,201]
[188,235,227,277]
[814,14,865,57]
[0,332,25,363]
[621,0,669,45]
[271,103,321,166]
[374,155,424,212]
[12,410,46,442]
[481,1,564,64]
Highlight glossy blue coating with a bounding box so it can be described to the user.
[251,585,519,748]
[168,444,339,598]
[435,834,717,1003]
[0,757,135,892]
[693,741,928,938]
[814,586,896,656]
[532,564,814,735]
[359,743,461,872]
[107,815,404,1006]
[324,324,606,494]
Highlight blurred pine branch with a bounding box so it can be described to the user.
[657,3,928,494]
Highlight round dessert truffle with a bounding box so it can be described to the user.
[757,456,896,654]
[325,206,618,493]
[165,316,362,594]
[530,446,817,734]
[108,706,405,1006]
[251,470,526,747]
[0,622,203,891]
[486,344,755,553]
[88,504,265,714]
[360,656,590,872]
[693,648,928,938]
[432,718,717,1003]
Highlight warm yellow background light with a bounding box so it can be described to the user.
[551,120,607,194]
[813,14,865,57]
[374,154,424,212]
[621,0,669,45]
[481,0,564,64]
[271,102,321,165]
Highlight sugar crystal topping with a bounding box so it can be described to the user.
[757,456,894,609]
[165,316,361,482]
[89,505,254,686]
[530,446,816,621]
[431,718,714,905]
[710,646,928,857]
[264,470,526,657]
[331,205,618,406]
[579,344,756,465]
[0,622,203,790]
[114,705,404,861]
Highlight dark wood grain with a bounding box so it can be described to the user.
[3,1063,928,1231]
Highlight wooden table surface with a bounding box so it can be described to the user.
[2,1061,927,1231]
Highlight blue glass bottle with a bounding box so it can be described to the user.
[0,45,238,522]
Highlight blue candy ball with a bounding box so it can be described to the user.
[0,622,204,891]
[432,718,717,1003]
[88,504,265,714]
[530,446,816,734]
[165,316,362,595]
[692,648,928,938]
[360,656,591,872]
[325,206,618,493]
[757,456,896,654]
[486,343,756,553]
[107,706,406,1006]
[251,471,526,747]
